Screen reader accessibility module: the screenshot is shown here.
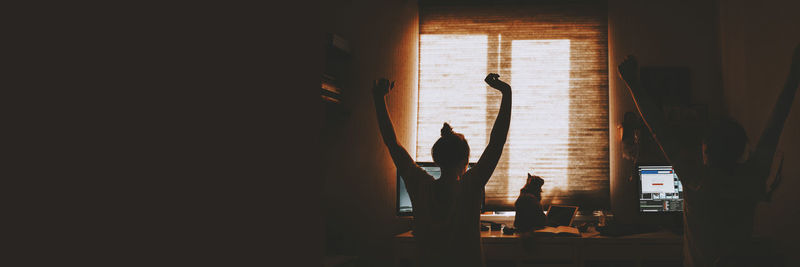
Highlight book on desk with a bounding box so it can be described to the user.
[530,205,581,236]
[533,225,581,237]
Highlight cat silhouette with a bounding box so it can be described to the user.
[514,173,547,232]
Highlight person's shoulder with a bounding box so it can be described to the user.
[409,169,435,182]
[461,170,487,185]
[716,163,757,185]
[702,166,757,197]
[737,160,761,175]
[414,175,434,188]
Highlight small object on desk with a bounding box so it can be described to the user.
[502,226,516,235]
[481,220,502,231]
[576,222,594,232]
[480,224,490,231]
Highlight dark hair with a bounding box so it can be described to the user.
[432,123,470,169]
[703,118,748,165]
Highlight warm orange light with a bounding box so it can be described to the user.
[419,3,609,209]
[418,35,573,204]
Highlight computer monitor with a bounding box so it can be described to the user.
[397,162,478,216]
[638,165,683,213]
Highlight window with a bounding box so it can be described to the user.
[417,3,609,210]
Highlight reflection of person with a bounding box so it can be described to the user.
[618,44,800,267]
[621,111,642,161]
[514,173,546,232]
[372,74,512,267]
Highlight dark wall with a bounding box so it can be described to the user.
[608,0,721,223]
[321,0,419,266]
[719,0,800,265]
[609,0,800,264]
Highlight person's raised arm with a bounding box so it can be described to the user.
[749,44,800,195]
[618,56,703,189]
[469,73,512,186]
[372,78,426,184]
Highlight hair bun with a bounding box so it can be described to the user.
[441,122,454,137]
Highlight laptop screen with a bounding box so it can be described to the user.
[545,205,578,227]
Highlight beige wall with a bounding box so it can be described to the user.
[718,0,800,264]
[320,0,419,265]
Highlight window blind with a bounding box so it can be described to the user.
[417,2,609,210]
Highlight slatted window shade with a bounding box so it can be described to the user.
[417,3,609,210]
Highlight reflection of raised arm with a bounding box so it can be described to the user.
[750,44,800,191]
[618,56,702,189]
[372,78,425,185]
[470,73,512,186]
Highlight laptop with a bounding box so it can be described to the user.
[544,205,579,227]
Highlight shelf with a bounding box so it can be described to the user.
[322,32,351,123]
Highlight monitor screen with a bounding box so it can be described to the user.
[397,162,477,216]
[639,165,683,212]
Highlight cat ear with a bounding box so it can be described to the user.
[527,173,533,183]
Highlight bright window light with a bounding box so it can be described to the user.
[508,39,571,203]
[417,35,488,161]
[418,3,609,209]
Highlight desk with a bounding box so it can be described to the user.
[394,229,682,267]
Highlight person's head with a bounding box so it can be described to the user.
[432,123,470,173]
[702,118,748,167]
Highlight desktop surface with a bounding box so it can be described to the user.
[394,228,682,266]
[395,228,681,241]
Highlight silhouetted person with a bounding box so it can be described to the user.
[618,44,800,267]
[372,74,512,267]
[514,173,547,232]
